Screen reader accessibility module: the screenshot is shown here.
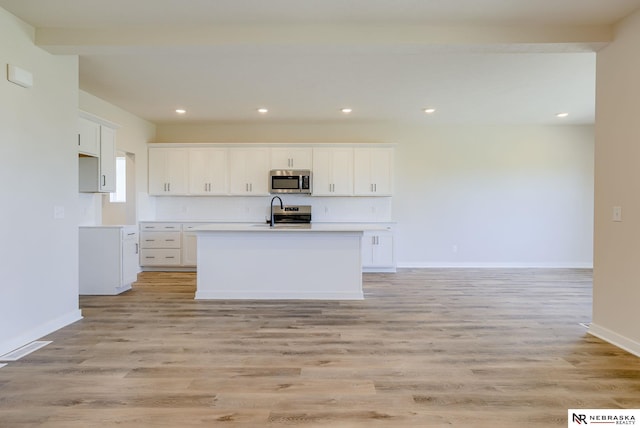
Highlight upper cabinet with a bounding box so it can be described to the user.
[189,147,228,195]
[270,147,313,170]
[78,117,100,156]
[353,147,394,196]
[148,147,189,195]
[78,113,117,193]
[98,126,116,192]
[228,147,270,195]
[146,143,393,197]
[312,147,354,196]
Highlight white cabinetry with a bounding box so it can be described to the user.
[270,147,313,169]
[78,115,117,193]
[139,223,182,266]
[98,126,116,192]
[354,148,393,196]
[228,147,270,195]
[361,229,395,272]
[79,226,139,295]
[148,148,189,195]
[78,116,100,156]
[312,147,354,196]
[189,147,228,195]
[181,223,199,267]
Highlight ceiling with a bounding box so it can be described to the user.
[2,0,640,125]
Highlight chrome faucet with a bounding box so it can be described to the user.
[270,196,283,227]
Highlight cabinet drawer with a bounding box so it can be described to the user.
[140,231,181,248]
[140,222,181,231]
[140,249,181,266]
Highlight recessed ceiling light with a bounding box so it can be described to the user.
[257,108,269,114]
[341,108,353,114]
[556,112,569,118]
[175,109,186,114]
[423,108,436,114]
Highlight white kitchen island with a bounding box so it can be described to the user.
[194,223,374,300]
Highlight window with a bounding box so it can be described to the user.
[109,156,126,203]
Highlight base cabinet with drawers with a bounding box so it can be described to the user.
[139,221,395,272]
[139,223,182,267]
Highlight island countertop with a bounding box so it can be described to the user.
[194,223,369,300]
[192,222,391,233]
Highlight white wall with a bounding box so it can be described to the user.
[0,8,81,355]
[78,90,156,225]
[591,9,640,356]
[394,125,593,267]
[155,121,594,268]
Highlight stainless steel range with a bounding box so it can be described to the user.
[272,205,312,227]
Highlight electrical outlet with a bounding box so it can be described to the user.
[53,206,65,219]
[452,244,458,253]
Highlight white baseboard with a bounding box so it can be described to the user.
[588,323,640,358]
[195,291,364,300]
[0,309,83,356]
[397,262,593,269]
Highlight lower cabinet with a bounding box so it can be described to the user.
[139,222,395,272]
[79,226,139,295]
[181,224,199,267]
[139,223,182,267]
[139,222,196,269]
[361,230,395,272]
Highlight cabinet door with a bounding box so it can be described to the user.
[271,147,313,169]
[182,231,197,267]
[78,117,100,156]
[312,147,353,196]
[228,148,270,195]
[121,231,139,286]
[148,148,189,195]
[329,148,354,196]
[361,231,394,269]
[99,126,116,192]
[354,148,393,196]
[148,148,168,195]
[311,148,332,195]
[189,148,228,195]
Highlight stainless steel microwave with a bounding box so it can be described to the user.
[269,169,312,194]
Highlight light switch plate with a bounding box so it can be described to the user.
[612,206,622,222]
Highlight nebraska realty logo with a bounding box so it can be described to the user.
[569,409,638,426]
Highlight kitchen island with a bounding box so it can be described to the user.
[193,223,383,300]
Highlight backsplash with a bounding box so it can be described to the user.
[150,195,393,223]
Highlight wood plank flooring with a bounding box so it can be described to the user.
[1,269,639,427]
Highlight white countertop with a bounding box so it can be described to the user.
[79,225,137,230]
[193,223,391,233]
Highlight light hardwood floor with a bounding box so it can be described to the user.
[1,269,639,427]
